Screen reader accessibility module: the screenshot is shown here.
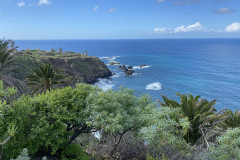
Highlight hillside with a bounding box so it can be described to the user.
[10,50,112,86]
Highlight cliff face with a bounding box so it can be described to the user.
[46,56,112,84]
[11,52,112,85]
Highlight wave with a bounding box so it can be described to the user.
[94,78,114,91]
[111,72,122,78]
[133,65,151,70]
[100,56,121,61]
[145,82,162,90]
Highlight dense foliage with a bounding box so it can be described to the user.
[26,64,66,94]
[85,88,155,158]
[0,80,240,159]
[0,83,98,159]
[0,39,28,94]
[159,93,225,145]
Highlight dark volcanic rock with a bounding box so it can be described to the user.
[47,57,112,84]
[140,65,147,68]
[118,65,128,71]
[109,61,120,65]
[125,70,134,75]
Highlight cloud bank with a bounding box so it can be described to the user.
[153,22,240,34]
[153,22,203,34]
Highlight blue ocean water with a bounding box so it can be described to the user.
[15,39,240,110]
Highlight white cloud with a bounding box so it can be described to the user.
[153,28,168,34]
[174,22,202,33]
[109,8,117,13]
[226,22,240,32]
[153,22,203,34]
[213,8,236,14]
[17,1,25,7]
[93,6,99,11]
[38,0,51,5]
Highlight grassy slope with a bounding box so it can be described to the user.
[11,50,112,85]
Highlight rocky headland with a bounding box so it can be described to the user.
[10,50,112,87]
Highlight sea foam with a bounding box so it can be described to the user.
[94,78,114,91]
[145,82,162,90]
[133,65,151,70]
[100,56,121,61]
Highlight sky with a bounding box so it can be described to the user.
[0,0,240,39]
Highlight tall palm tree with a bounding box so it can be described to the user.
[223,109,240,129]
[0,39,28,94]
[0,39,16,69]
[159,93,223,144]
[26,64,66,94]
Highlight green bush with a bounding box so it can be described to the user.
[61,144,90,160]
[0,83,98,159]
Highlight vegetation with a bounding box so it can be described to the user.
[1,40,240,160]
[26,64,66,94]
[223,109,240,128]
[1,78,239,159]
[0,82,17,159]
[85,88,155,158]
[0,39,28,94]
[9,48,112,86]
[159,93,225,145]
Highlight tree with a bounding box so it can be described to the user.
[26,64,67,94]
[223,109,240,129]
[85,88,156,158]
[159,93,223,145]
[59,47,63,54]
[0,39,17,75]
[200,127,240,160]
[0,80,17,159]
[0,84,98,159]
[0,39,28,94]
[50,48,55,52]
[140,107,192,160]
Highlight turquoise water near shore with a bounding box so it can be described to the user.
[16,39,240,110]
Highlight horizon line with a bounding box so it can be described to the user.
[11,37,240,41]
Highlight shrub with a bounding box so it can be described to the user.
[0,83,98,159]
[140,107,193,160]
[85,88,156,158]
[61,144,90,160]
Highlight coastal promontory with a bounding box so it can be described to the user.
[10,50,112,87]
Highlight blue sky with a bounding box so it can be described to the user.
[0,0,240,39]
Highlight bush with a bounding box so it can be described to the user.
[85,88,156,158]
[61,144,90,160]
[0,83,98,159]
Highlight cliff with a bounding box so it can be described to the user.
[11,51,112,86]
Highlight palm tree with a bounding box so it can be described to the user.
[222,109,240,129]
[26,64,66,94]
[159,93,223,145]
[0,39,28,94]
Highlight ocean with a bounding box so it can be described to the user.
[15,39,240,110]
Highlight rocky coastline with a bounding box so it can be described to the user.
[10,51,113,88]
[108,61,148,76]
